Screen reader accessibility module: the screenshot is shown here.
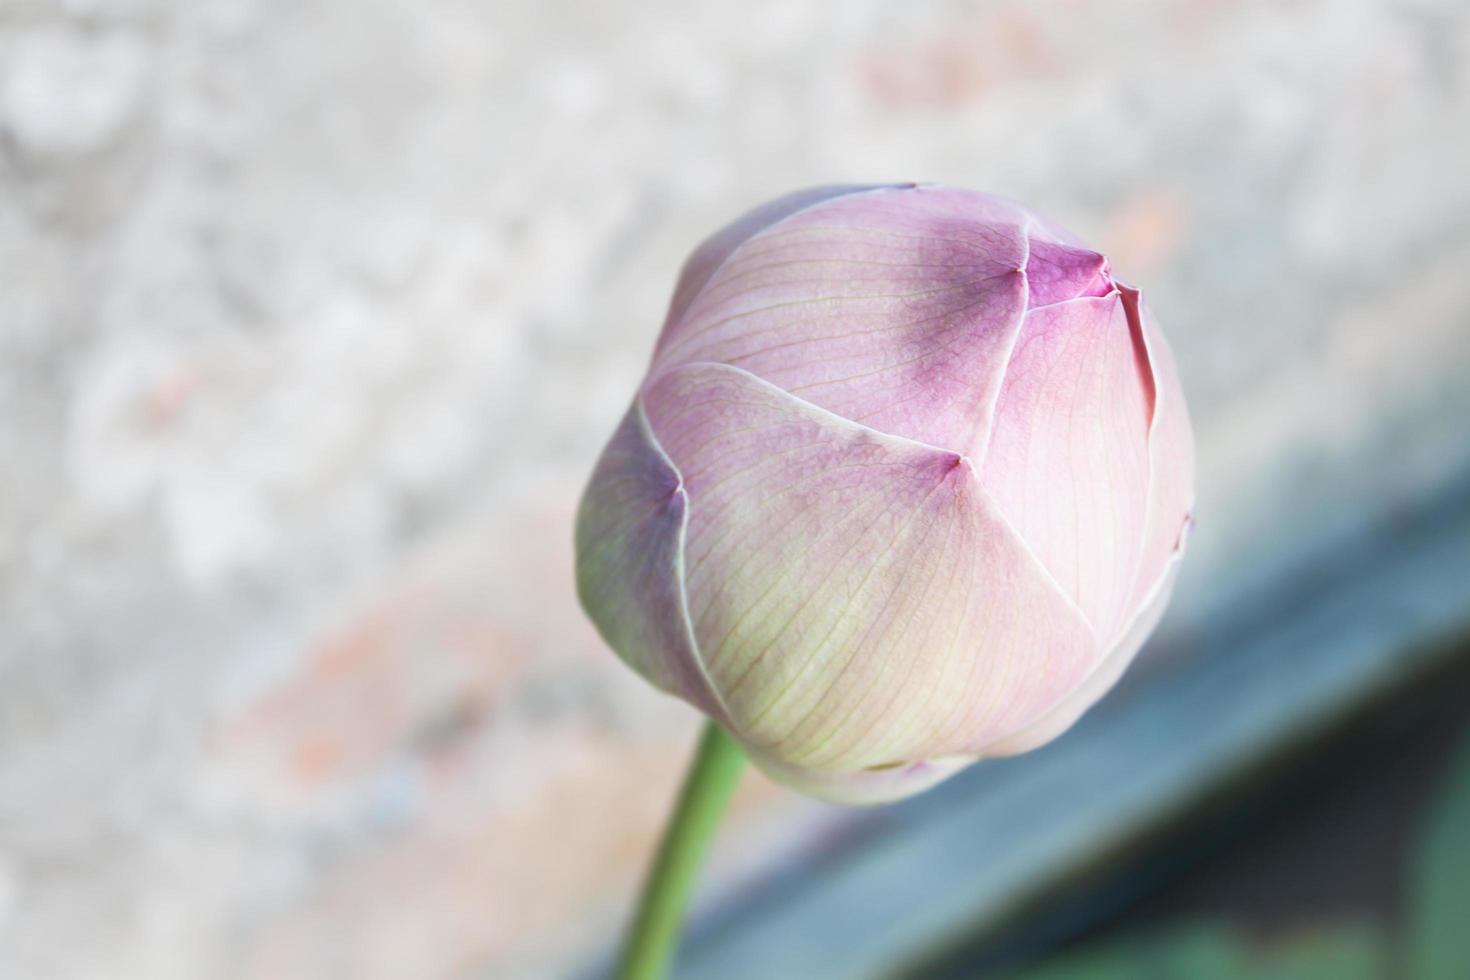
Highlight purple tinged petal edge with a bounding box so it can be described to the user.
[574,397,737,732]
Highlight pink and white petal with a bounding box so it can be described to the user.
[1123,288,1197,617]
[642,362,1097,772]
[573,400,727,723]
[978,292,1154,640]
[655,184,909,356]
[651,188,1031,456]
[979,543,1185,758]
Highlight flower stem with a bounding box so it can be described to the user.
[614,721,745,980]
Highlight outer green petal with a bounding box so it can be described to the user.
[744,749,973,806]
[641,362,1098,781]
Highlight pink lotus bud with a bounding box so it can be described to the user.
[576,185,1194,804]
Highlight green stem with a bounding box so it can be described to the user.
[614,721,746,980]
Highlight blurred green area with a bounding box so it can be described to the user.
[1409,725,1470,980]
[1005,726,1470,980]
[1010,926,1382,980]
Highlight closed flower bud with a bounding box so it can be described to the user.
[576,184,1194,804]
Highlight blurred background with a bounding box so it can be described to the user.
[2,0,1469,977]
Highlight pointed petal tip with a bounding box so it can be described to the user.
[1025,239,1116,308]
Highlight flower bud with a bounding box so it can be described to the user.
[577,185,1194,803]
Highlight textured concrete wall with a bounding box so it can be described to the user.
[1,1,1468,977]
